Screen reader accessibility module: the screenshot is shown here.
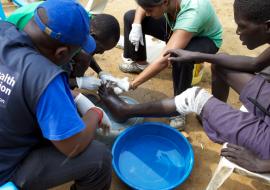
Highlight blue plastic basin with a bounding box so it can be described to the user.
[112,122,194,190]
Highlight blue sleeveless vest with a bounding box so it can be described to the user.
[0,21,63,185]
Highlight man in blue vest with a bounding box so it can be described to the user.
[0,0,112,189]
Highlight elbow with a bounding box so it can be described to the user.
[251,58,264,72]
[253,63,264,73]
[159,60,169,69]
[253,65,261,73]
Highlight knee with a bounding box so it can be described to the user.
[83,141,112,172]
[93,141,112,171]
[124,10,135,25]
[211,65,230,78]
[84,141,112,183]
[92,142,112,187]
[72,142,112,190]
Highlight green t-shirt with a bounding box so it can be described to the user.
[6,1,42,30]
[165,0,223,48]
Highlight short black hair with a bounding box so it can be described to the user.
[91,14,120,47]
[135,0,163,7]
[234,0,270,23]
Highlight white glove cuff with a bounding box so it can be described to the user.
[76,77,83,88]
[116,77,130,92]
[132,23,142,28]
[74,93,95,115]
[98,71,106,78]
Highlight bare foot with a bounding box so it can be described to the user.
[221,143,270,173]
[98,83,130,123]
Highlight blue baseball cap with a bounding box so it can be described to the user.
[34,0,96,54]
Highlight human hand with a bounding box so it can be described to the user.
[129,23,144,51]
[74,93,111,134]
[221,143,268,173]
[116,77,130,92]
[76,76,101,90]
[99,81,126,95]
[99,71,116,83]
[164,49,199,64]
[174,86,212,115]
[99,72,130,93]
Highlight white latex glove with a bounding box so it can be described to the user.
[74,93,112,133]
[174,86,213,115]
[129,23,144,51]
[115,77,130,92]
[113,87,124,94]
[98,71,116,82]
[76,76,101,90]
[99,71,130,93]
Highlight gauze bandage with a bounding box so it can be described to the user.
[174,86,212,115]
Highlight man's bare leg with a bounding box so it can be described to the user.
[98,85,130,122]
[211,65,230,102]
[212,65,255,98]
[98,84,178,122]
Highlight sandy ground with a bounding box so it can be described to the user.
[3,0,270,189]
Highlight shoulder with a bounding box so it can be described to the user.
[179,0,214,16]
[36,73,85,141]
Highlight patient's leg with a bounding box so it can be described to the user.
[98,84,130,122]
[98,84,178,122]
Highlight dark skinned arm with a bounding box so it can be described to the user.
[89,57,102,74]
[51,110,100,158]
[125,98,179,118]
[51,91,101,158]
[69,78,78,89]
[98,84,178,122]
[165,47,270,72]
[69,52,102,89]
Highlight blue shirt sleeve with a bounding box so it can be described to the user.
[36,73,85,141]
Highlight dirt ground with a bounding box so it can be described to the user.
[3,0,269,189]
